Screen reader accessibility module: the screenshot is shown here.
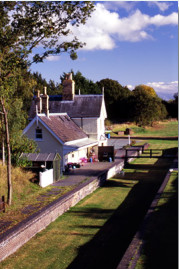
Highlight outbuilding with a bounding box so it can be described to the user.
[20,152,61,187]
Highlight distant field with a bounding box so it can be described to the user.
[111,120,178,137]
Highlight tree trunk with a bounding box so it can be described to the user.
[1,98,12,205]
[2,136,5,166]
[1,115,5,166]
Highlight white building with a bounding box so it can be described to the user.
[25,73,107,171]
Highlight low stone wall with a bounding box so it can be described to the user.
[0,160,124,262]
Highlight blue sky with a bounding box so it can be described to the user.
[30,1,178,100]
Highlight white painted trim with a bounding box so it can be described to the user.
[65,137,88,145]
[64,140,98,151]
[23,116,38,134]
[75,141,98,150]
[38,113,67,117]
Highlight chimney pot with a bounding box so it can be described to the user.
[44,87,47,95]
[62,73,75,101]
[37,90,40,98]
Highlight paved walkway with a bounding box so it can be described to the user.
[53,148,125,187]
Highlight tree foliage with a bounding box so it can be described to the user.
[130,89,167,126]
[0,1,94,205]
[60,70,101,94]
[32,72,62,96]
[163,93,178,119]
[97,78,132,121]
[133,84,157,97]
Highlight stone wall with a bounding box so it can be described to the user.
[0,161,124,262]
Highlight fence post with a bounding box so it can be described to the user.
[125,149,128,165]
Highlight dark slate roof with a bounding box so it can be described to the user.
[39,114,88,143]
[20,153,58,162]
[29,95,103,119]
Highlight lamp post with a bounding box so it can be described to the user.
[128,135,131,145]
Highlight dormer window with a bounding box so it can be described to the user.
[36,128,42,140]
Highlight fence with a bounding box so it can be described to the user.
[39,169,53,188]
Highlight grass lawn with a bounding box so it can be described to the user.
[0,140,177,269]
[111,119,178,137]
[135,170,178,269]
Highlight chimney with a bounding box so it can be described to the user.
[62,73,75,101]
[35,90,42,113]
[41,86,49,117]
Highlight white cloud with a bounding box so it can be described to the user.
[66,4,178,50]
[46,55,60,62]
[148,2,172,12]
[103,1,136,12]
[150,12,178,26]
[127,81,178,100]
[126,85,134,90]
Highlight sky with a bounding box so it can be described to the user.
[30,1,178,100]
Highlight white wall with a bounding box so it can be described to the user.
[25,121,64,167]
[39,169,53,187]
[65,148,87,164]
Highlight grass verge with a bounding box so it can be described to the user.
[0,166,74,234]
[135,170,178,269]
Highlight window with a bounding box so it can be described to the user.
[36,128,42,140]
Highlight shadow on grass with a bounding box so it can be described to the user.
[65,148,177,269]
[66,161,175,269]
[137,174,178,269]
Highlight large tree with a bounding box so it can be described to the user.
[97,79,132,121]
[163,93,178,119]
[0,1,94,205]
[130,88,167,126]
[133,84,157,97]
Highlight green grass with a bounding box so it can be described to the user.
[111,120,178,137]
[0,139,177,269]
[0,178,136,269]
[135,171,178,269]
[0,165,74,234]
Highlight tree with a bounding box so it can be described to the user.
[163,93,178,119]
[0,1,94,205]
[60,70,101,94]
[97,79,132,121]
[130,90,167,126]
[32,72,62,96]
[133,84,157,97]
